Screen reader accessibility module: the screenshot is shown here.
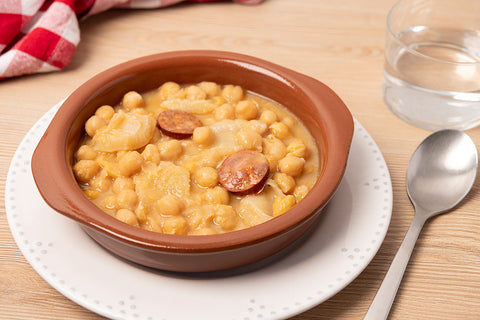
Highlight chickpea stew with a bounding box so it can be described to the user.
[73,82,321,235]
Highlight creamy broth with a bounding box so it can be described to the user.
[73,82,321,235]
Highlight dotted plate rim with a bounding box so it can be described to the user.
[5,103,392,320]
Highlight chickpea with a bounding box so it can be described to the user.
[119,151,143,177]
[159,82,181,100]
[273,172,296,194]
[85,115,107,137]
[294,184,309,201]
[199,81,221,97]
[282,115,296,127]
[141,144,161,164]
[158,140,183,160]
[193,126,214,146]
[163,216,188,235]
[74,160,100,183]
[272,195,296,217]
[214,205,238,230]
[203,186,230,205]
[145,216,162,233]
[95,105,115,121]
[194,167,218,188]
[102,195,117,210]
[222,85,244,103]
[287,138,307,158]
[155,194,184,216]
[214,103,235,121]
[122,91,144,110]
[263,135,287,161]
[185,85,207,100]
[245,120,268,136]
[278,155,305,177]
[235,129,262,151]
[235,100,258,120]
[116,189,138,211]
[112,176,135,194]
[186,208,213,230]
[85,189,99,200]
[212,96,227,107]
[269,122,290,139]
[259,110,277,125]
[76,145,97,161]
[135,202,148,224]
[90,172,112,192]
[116,209,139,227]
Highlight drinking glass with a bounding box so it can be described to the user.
[382,0,480,130]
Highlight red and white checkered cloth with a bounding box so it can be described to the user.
[0,0,263,80]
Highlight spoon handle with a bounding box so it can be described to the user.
[364,212,427,320]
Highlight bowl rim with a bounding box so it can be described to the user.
[31,50,354,253]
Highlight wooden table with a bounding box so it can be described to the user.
[1,0,479,319]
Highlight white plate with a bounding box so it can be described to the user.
[5,103,392,320]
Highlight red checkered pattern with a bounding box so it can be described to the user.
[0,0,263,80]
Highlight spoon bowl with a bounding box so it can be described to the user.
[407,129,478,215]
[365,129,478,320]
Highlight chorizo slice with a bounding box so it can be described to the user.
[218,150,269,195]
[157,110,202,139]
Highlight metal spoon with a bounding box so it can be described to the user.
[364,129,478,320]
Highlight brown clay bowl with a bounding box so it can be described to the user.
[31,50,354,273]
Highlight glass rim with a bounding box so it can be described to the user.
[386,0,480,66]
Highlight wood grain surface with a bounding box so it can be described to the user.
[1,0,479,319]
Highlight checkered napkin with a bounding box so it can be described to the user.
[0,0,263,80]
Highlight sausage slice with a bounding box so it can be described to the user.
[157,110,202,139]
[218,150,269,195]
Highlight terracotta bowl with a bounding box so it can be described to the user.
[31,50,354,273]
